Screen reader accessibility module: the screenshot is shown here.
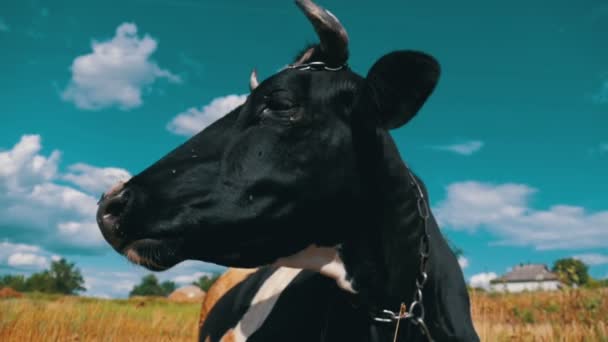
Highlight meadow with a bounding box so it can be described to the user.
[0,288,606,341]
[0,293,200,341]
[470,288,608,341]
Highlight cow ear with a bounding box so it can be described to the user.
[362,51,440,129]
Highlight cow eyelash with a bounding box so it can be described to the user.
[263,95,296,111]
[259,106,302,125]
[260,107,300,124]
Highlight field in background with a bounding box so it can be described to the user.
[0,294,199,342]
[0,289,606,341]
[471,288,608,341]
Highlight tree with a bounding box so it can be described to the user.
[0,274,28,291]
[25,271,55,293]
[24,259,85,294]
[161,280,176,295]
[47,258,86,294]
[192,273,220,292]
[552,258,589,286]
[130,274,175,297]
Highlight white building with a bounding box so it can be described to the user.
[490,264,562,293]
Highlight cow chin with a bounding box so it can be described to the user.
[192,235,317,269]
[122,238,184,271]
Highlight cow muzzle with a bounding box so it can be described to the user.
[96,181,134,251]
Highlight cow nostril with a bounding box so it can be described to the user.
[105,199,125,218]
[104,189,131,218]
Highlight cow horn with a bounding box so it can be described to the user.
[295,0,349,66]
[249,69,259,91]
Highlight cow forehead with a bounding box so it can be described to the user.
[253,67,361,101]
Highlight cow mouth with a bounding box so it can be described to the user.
[121,236,275,270]
[121,238,184,271]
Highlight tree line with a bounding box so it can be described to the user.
[0,258,85,295]
[0,258,222,298]
[129,273,220,297]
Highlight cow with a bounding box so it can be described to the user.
[96,0,480,341]
[199,268,258,329]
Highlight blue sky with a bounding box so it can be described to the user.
[0,0,606,297]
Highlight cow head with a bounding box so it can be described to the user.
[97,0,439,271]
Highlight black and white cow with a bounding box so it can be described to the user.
[96,1,479,341]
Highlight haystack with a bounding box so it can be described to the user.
[168,285,206,303]
[0,287,23,298]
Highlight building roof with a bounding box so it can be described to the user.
[491,264,560,283]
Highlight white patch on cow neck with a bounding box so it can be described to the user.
[231,267,302,342]
[274,245,356,294]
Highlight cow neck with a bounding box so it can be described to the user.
[341,129,429,321]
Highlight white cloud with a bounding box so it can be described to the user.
[83,272,137,297]
[7,253,48,269]
[469,272,497,289]
[458,256,469,269]
[0,18,9,32]
[56,222,104,246]
[0,241,40,259]
[432,140,484,156]
[0,135,128,253]
[592,80,608,104]
[434,181,608,250]
[62,22,180,110]
[85,275,134,295]
[28,182,97,217]
[573,253,608,266]
[173,271,213,284]
[88,293,111,299]
[0,135,60,192]
[0,242,51,270]
[62,163,131,194]
[113,280,137,292]
[167,94,247,136]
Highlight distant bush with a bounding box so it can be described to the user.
[585,278,608,289]
[0,259,85,295]
[552,258,589,286]
[129,274,176,297]
[0,275,27,292]
[192,274,220,292]
[512,307,535,324]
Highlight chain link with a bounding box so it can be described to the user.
[372,170,434,342]
[286,61,346,72]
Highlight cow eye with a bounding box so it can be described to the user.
[259,91,300,124]
[264,96,295,112]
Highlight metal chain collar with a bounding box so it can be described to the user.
[372,170,434,342]
[286,61,346,72]
[291,61,431,340]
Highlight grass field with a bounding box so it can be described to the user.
[0,294,200,341]
[470,288,608,341]
[0,288,606,341]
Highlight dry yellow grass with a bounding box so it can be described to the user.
[0,288,606,341]
[471,288,608,341]
[0,294,200,342]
